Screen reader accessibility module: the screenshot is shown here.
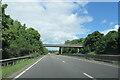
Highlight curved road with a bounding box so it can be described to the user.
[12,54,119,80]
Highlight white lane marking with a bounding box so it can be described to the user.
[62,61,66,63]
[83,73,96,80]
[60,55,118,68]
[13,56,46,79]
[56,58,66,63]
[56,58,61,61]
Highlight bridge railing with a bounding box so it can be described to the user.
[0,54,40,66]
[62,54,120,63]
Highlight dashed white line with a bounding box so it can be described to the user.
[83,73,96,80]
[62,61,66,63]
[56,57,66,63]
[60,55,118,68]
[13,55,46,79]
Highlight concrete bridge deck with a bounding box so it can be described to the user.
[43,44,83,48]
[43,44,83,54]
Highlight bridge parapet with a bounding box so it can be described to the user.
[43,44,83,48]
[43,44,83,54]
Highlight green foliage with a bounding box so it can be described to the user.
[26,28,40,40]
[84,31,104,52]
[118,26,120,54]
[1,4,48,59]
[62,30,119,55]
[2,55,43,78]
[62,38,85,54]
[95,31,118,55]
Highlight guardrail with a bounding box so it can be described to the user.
[0,54,40,66]
[62,54,120,62]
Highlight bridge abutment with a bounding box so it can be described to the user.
[59,47,63,54]
[77,48,80,53]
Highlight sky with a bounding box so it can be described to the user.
[2,0,119,50]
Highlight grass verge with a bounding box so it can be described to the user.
[1,55,44,78]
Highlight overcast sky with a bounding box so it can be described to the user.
[2,0,119,50]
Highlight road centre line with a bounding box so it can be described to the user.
[13,55,46,79]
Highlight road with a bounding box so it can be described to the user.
[13,54,119,79]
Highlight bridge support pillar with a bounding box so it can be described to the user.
[77,48,80,53]
[60,47,63,54]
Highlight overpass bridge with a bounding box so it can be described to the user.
[43,44,83,54]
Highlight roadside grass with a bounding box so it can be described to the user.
[1,55,43,78]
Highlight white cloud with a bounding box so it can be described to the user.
[3,0,120,2]
[101,25,119,35]
[101,19,107,24]
[83,9,88,14]
[114,25,119,30]
[3,0,88,3]
[3,1,93,44]
[3,0,39,2]
[109,22,115,25]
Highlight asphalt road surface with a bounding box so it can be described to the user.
[13,53,119,79]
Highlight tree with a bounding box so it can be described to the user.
[118,26,120,54]
[95,37,106,54]
[84,31,104,53]
[103,31,118,54]
[62,38,85,54]
[1,4,48,59]
[26,28,40,41]
[62,30,119,55]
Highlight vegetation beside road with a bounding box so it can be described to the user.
[1,4,48,59]
[62,30,119,55]
[1,54,44,78]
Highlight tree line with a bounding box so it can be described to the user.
[62,29,119,55]
[0,4,48,59]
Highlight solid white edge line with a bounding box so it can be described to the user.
[13,55,46,79]
[83,73,96,80]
